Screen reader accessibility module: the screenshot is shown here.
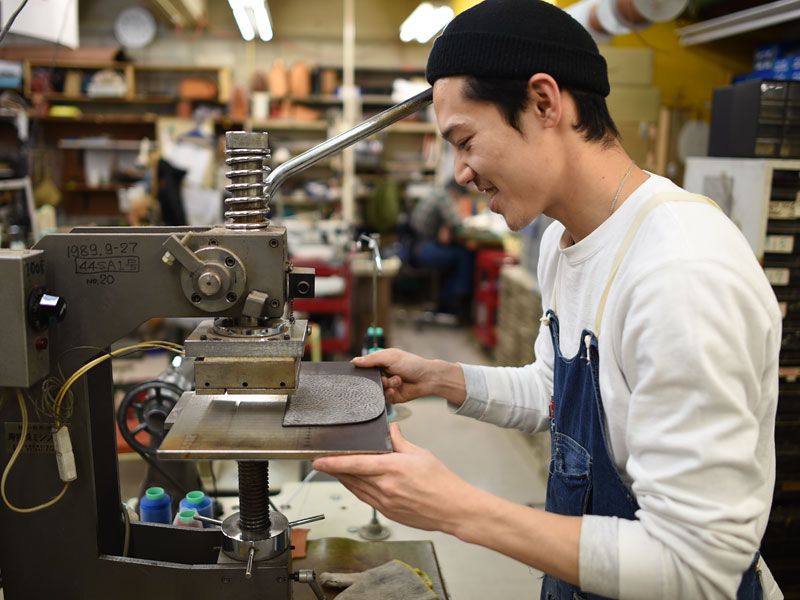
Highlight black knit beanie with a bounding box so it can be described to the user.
[426,0,609,97]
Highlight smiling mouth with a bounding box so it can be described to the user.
[477,185,498,198]
[477,185,500,212]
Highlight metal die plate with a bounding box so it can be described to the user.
[194,356,299,394]
[184,319,308,358]
[158,364,391,460]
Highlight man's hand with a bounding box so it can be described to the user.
[314,423,582,586]
[352,348,466,406]
[312,423,474,535]
[438,224,453,245]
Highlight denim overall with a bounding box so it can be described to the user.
[539,193,762,600]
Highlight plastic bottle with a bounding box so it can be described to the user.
[362,326,385,356]
[139,486,172,524]
[173,509,203,528]
[179,490,213,527]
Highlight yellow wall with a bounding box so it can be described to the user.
[452,0,481,14]
[453,0,556,12]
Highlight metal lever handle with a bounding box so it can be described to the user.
[193,514,324,528]
[193,514,223,526]
[162,232,204,273]
[288,513,325,528]
[264,88,433,199]
[294,569,328,600]
[358,234,382,276]
[245,545,256,579]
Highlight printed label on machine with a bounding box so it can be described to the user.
[4,422,55,454]
[765,267,791,286]
[769,201,800,220]
[765,235,795,254]
[74,256,140,274]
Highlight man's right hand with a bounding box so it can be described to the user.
[351,348,466,406]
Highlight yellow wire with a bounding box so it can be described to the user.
[53,341,184,428]
[1,388,70,513]
[2,341,185,512]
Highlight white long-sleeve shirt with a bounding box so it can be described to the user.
[457,174,783,599]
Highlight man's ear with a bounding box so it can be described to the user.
[526,73,562,129]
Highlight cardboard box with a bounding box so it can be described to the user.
[617,121,657,173]
[607,86,661,123]
[600,46,654,87]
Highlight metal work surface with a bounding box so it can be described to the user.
[283,363,384,426]
[159,364,390,459]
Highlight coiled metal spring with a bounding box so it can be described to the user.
[225,131,271,230]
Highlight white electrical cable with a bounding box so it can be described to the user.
[0,0,31,45]
[282,468,319,508]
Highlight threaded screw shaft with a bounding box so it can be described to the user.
[237,461,271,533]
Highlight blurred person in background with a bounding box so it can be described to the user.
[407,179,474,320]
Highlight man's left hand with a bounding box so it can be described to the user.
[312,423,473,535]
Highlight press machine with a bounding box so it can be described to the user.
[0,89,433,599]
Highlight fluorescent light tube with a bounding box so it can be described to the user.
[229,0,255,41]
[400,2,453,44]
[229,0,272,42]
[252,0,273,41]
[416,5,453,42]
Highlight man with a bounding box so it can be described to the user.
[312,1,783,598]
[407,179,474,318]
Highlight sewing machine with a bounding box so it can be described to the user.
[0,89,433,599]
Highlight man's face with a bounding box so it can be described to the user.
[433,76,550,231]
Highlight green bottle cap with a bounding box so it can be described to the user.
[145,487,165,501]
[178,509,197,524]
[185,490,205,504]
[375,327,384,336]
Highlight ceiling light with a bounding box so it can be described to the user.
[228,0,272,42]
[400,2,454,44]
[251,0,272,41]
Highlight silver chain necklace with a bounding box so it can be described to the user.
[608,160,635,218]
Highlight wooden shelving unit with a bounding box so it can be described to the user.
[34,114,159,124]
[24,60,231,105]
[41,94,177,104]
[22,60,441,225]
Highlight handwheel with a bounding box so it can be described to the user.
[117,380,183,456]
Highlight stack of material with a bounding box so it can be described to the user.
[495,264,542,369]
[601,46,661,174]
[495,263,549,482]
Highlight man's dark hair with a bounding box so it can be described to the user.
[461,76,619,145]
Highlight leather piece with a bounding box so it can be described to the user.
[283,362,385,426]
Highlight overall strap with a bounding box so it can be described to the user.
[594,192,719,336]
